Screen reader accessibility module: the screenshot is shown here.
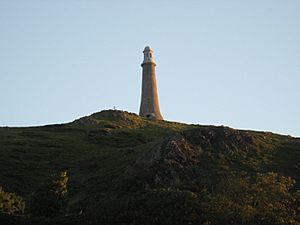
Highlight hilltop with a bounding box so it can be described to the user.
[0,110,299,225]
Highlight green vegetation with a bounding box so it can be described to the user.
[28,170,68,217]
[0,110,299,225]
[201,172,299,225]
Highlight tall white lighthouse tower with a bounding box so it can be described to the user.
[139,46,163,120]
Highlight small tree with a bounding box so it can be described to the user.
[0,186,25,215]
[29,170,68,217]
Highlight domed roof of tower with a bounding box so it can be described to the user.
[144,46,153,51]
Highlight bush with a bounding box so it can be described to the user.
[28,170,68,217]
[0,186,25,215]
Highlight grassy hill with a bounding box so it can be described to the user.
[0,110,299,225]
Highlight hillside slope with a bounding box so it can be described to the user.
[0,110,299,225]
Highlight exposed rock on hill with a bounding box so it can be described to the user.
[123,134,200,189]
[183,127,263,154]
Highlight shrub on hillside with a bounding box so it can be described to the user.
[0,186,25,215]
[28,170,68,217]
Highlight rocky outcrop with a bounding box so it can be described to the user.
[139,134,199,167]
[182,127,260,155]
[123,134,200,189]
[121,127,277,190]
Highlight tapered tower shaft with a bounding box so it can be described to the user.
[139,46,163,120]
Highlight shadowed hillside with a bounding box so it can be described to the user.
[0,110,299,225]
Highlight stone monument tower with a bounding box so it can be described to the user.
[139,46,163,120]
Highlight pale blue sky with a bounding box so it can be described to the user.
[0,0,299,136]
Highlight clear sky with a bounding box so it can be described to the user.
[0,0,299,137]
